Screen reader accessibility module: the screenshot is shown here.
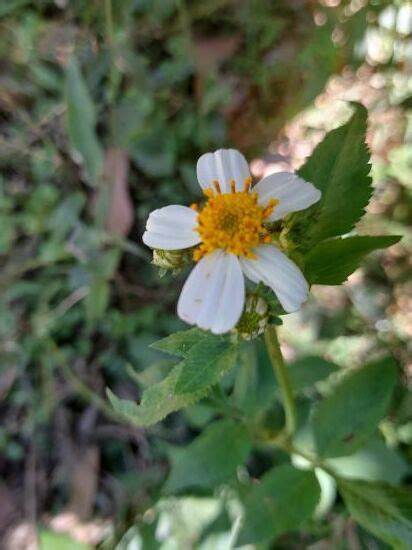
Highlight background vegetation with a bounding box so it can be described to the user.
[0,0,410,547]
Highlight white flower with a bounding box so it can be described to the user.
[143,149,321,334]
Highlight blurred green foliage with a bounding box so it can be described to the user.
[0,0,411,548]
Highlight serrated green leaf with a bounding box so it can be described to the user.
[108,334,238,425]
[312,357,398,458]
[150,328,215,357]
[237,464,320,546]
[304,235,402,285]
[65,58,103,186]
[174,338,238,395]
[338,478,412,549]
[290,103,372,250]
[107,363,208,427]
[164,419,251,493]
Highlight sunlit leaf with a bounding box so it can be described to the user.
[304,235,401,285]
[290,103,372,250]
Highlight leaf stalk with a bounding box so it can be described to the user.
[264,324,296,437]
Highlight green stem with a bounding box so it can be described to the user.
[264,324,296,437]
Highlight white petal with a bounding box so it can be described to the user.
[254,172,321,221]
[196,149,251,193]
[240,245,309,313]
[177,251,245,334]
[142,205,200,250]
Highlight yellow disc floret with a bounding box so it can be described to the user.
[193,178,278,261]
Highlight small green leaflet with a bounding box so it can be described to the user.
[164,419,252,493]
[338,478,412,549]
[107,362,207,427]
[290,103,372,251]
[152,329,238,395]
[150,328,213,357]
[237,464,320,546]
[65,58,104,186]
[311,356,398,458]
[174,338,237,394]
[108,329,239,426]
[304,235,402,285]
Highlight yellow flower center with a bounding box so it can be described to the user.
[192,178,278,261]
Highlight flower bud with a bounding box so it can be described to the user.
[233,294,269,340]
[152,248,193,277]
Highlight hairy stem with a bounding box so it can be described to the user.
[264,324,296,437]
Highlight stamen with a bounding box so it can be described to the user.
[213,180,222,194]
[243,176,252,192]
[229,179,236,193]
[190,203,200,211]
[262,198,279,218]
[203,188,215,198]
[193,248,204,262]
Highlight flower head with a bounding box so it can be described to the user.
[192,178,277,261]
[143,149,321,334]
